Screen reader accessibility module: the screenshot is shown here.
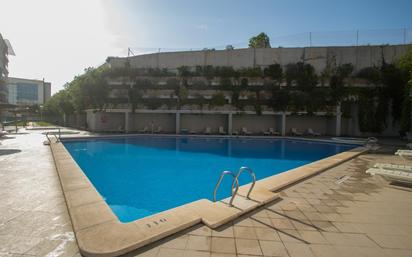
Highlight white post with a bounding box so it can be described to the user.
[336,105,342,137]
[281,113,286,136]
[176,112,180,134]
[125,111,130,133]
[228,113,233,135]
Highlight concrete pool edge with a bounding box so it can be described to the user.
[49,138,367,257]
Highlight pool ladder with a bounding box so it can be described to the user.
[213,167,256,206]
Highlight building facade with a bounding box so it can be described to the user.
[0,33,9,105]
[7,77,51,106]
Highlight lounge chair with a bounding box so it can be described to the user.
[395,150,412,160]
[204,127,211,135]
[189,129,196,134]
[366,167,412,184]
[139,126,148,133]
[291,128,303,136]
[219,126,226,135]
[307,128,321,136]
[154,126,162,134]
[374,163,412,172]
[232,130,239,136]
[242,127,252,135]
[263,128,279,136]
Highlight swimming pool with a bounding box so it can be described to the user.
[63,136,357,223]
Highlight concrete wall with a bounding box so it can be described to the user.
[130,113,175,133]
[285,115,335,135]
[87,112,125,132]
[180,114,227,134]
[232,114,278,134]
[108,44,411,74]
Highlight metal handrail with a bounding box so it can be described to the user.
[45,132,51,143]
[213,170,239,206]
[45,130,60,143]
[232,166,256,199]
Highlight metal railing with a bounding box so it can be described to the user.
[213,166,257,206]
[45,127,61,143]
[213,170,239,206]
[233,167,256,199]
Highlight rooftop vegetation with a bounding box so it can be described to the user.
[43,47,412,134]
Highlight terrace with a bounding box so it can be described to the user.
[1,129,411,257]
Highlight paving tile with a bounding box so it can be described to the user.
[210,254,236,257]
[291,220,317,231]
[183,250,211,257]
[367,234,412,249]
[157,248,186,257]
[160,235,188,249]
[211,226,234,238]
[189,225,213,236]
[186,235,211,251]
[259,240,289,257]
[278,230,305,244]
[235,239,263,256]
[310,221,339,232]
[271,218,295,230]
[234,226,257,239]
[211,237,236,254]
[254,227,281,241]
[298,230,328,244]
[310,244,341,257]
[284,242,315,257]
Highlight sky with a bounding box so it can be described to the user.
[1,0,412,94]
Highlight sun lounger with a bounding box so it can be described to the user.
[154,126,162,133]
[139,126,148,133]
[366,167,412,184]
[242,127,252,135]
[307,128,321,136]
[204,127,211,135]
[374,163,412,172]
[219,126,226,135]
[232,130,239,135]
[291,128,303,136]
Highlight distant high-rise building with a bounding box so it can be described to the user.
[0,33,9,105]
[7,77,51,106]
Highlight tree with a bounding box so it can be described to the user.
[249,33,271,48]
[226,45,234,50]
[263,64,283,82]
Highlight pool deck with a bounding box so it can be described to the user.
[1,130,412,257]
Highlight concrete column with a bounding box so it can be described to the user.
[335,105,341,137]
[175,112,180,134]
[125,111,130,133]
[281,113,286,136]
[228,113,233,135]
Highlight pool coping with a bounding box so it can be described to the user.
[49,136,367,257]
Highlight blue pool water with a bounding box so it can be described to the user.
[63,136,357,222]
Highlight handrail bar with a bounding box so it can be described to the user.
[232,166,256,199]
[45,132,51,143]
[213,170,239,206]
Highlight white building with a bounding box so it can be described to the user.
[7,77,51,106]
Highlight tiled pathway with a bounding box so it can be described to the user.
[1,131,411,257]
